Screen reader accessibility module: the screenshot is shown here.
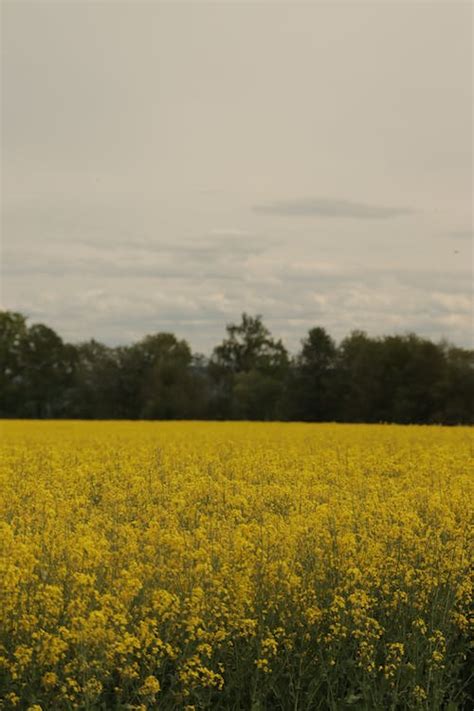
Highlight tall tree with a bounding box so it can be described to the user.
[71,340,120,418]
[1,309,473,424]
[288,327,337,421]
[0,311,28,416]
[377,334,446,423]
[210,314,289,419]
[19,323,76,417]
[116,333,203,419]
[336,330,384,422]
[437,344,474,424]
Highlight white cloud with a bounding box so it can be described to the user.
[2,2,472,352]
[253,197,416,219]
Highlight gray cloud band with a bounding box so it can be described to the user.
[253,198,415,220]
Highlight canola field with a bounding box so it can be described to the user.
[0,422,472,710]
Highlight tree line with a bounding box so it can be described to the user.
[1,310,473,424]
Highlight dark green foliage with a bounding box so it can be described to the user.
[70,340,121,418]
[0,311,28,416]
[122,333,207,419]
[0,310,472,423]
[286,327,337,421]
[335,331,473,424]
[209,314,289,420]
[0,312,76,418]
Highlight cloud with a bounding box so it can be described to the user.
[253,197,415,219]
[3,202,471,351]
[449,229,473,241]
[3,228,269,282]
[209,228,251,237]
[6,255,472,352]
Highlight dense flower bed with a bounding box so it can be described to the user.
[0,422,472,709]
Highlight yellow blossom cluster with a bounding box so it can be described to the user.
[0,421,472,709]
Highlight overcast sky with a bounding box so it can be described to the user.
[2,1,472,353]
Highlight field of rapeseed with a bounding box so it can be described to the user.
[0,422,472,710]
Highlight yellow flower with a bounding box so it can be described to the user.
[255,657,270,673]
[0,421,471,707]
[412,618,427,635]
[138,675,161,696]
[41,671,58,688]
[83,677,103,698]
[412,685,427,702]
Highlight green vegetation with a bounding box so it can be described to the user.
[0,310,472,423]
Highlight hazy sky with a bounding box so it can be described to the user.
[2,1,472,352]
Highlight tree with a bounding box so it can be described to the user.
[288,327,337,421]
[335,332,451,424]
[116,333,202,419]
[137,333,197,419]
[209,314,289,419]
[71,340,120,418]
[0,311,28,416]
[0,313,76,418]
[1,309,473,424]
[437,345,474,424]
[336,331,384,422]
[19,323,76,417]
[377,334,446,423]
